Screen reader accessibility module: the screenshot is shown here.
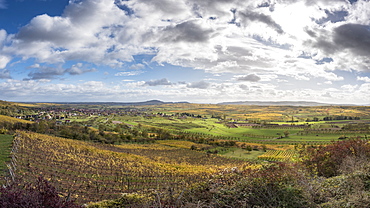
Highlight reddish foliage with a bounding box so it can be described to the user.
[301,139,370,177]
[0,176,81,208]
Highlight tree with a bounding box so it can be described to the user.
[283,130,290,138]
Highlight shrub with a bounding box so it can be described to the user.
[0,176,80,208]
[300,139,370,177]
[181,163,312,207]
[315,170,370,207]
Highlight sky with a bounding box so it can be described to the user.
[0,0,370,104]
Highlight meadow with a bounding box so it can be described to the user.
[0,134,13,180]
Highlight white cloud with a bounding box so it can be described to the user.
[0,78,368,104]
[129,63,145,70]
[0,69,10,79]
[186,80,211,89]
[358,83,370,93]
[347,0,370,25]
[341,84,358,92]
[0,55,10,69]
[145,78,172,86]
[239,84,249,90]
[4,0,370,77]
[115,71,143,76]
[357,76,370,82]
[24,64,96,80]
[235,74,261,82]
[0,29,7,46]
[5,0,135,66]
[1,0,370,104]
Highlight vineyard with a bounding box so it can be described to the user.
[156,140,212,150]
[0,115,33,124]
[8,131,251,204]
[257,150,298,162]
[1,101,370,206]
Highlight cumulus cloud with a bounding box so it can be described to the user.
[145,78,172,86]
[239,84,249,90]
[7,0,133,65]
[0,55,10,69]
[236,74,261,82]
[0,29,7,45]
[341,84,358,92]
[66,64,97,75]
[186,80,210,89]
[129,63,145,70]
[333,24,370,56]
[239,10,284,34]
[25,64,96,80]
[26,66,65,80]
[159,20,214,43]
[1,0,370,104]
[0,69,10,79]
[322,92,332,98]
[357,76,370,82]
[3,0,370,77]
[115,71,143,76]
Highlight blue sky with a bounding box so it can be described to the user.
[0,0,370,104]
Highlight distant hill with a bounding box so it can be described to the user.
[33,100,190,106]
[11,99,364,107]
[217,101,353,106]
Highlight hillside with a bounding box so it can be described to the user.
[9,131,249,204]
[1,102,370,207]
[0,115,33,124]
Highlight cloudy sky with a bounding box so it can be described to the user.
[0,0,370,104]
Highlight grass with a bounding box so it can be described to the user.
[0,134,13,178]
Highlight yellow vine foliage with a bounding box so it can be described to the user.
[0,115,33,124]
[257,150,298,162]
[156,140,212,149]
[12,131,250,204]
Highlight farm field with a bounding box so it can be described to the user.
[221,148,266,160]
[257,150,298,162]
[1,101,370,206]
[9,131,251,204]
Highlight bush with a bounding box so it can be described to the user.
[300,139,370,177]
[314,169,370,207]
[181,163,312,207]
[0,176,80,208]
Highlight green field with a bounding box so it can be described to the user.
[0,134,13,178]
